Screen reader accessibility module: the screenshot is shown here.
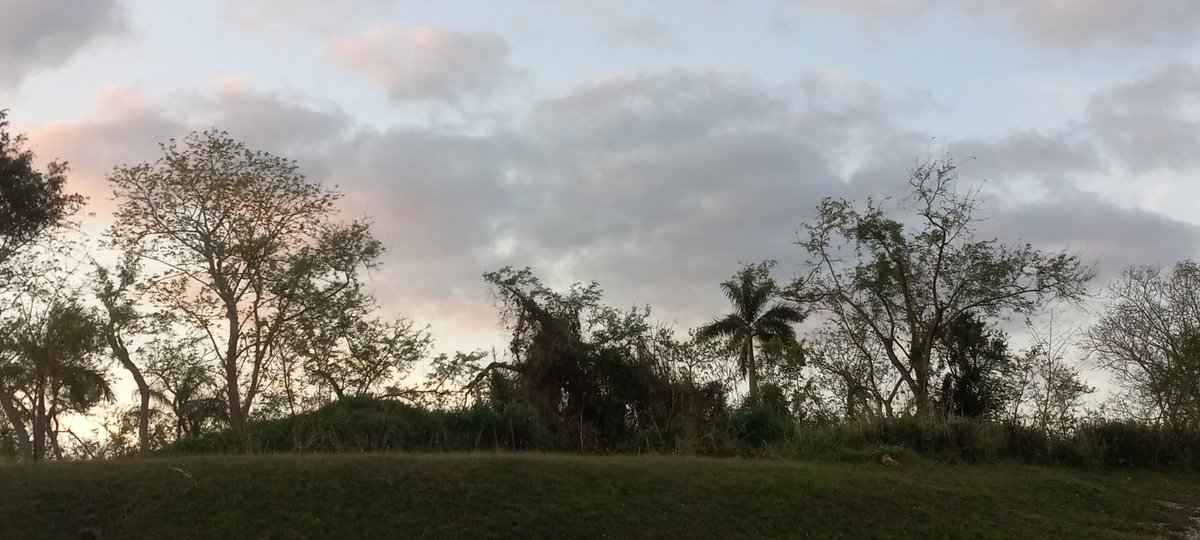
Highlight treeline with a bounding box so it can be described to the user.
[1,111,1198,466]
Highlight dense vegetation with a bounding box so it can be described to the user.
[0,112,1197,476]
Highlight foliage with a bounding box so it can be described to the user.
[0,110,84,293]
[107,130,382,438]
[1087,260,1200,430]
[274,279,432,408]
[806,323,902,419]
[169,396,553,454]
[0,299,111,461]
[466,267,730,451]
[93,254,159,455]
[696,261,806,403]
[933,312,1013,420]
[792,157,1094,416]
[1009,334,1093,436]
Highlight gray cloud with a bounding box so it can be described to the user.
[1085,62,1200,174]
[985,187,1200,281]
[952,131,1104,183]
[325,25,515,103]
[0,0,127,88]
[787,0,1200,50]
[29,67,1200,351]
[27,81,350,215]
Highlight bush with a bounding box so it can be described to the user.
[165,396,1200,469]
[731,402,793,447]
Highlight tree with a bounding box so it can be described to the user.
[934,312,1011,420]
[1086,261,1200,429]
[93,254,156,454]
[108,130,382,440]
[696,261,805,404]
[144,337,227,439]
[464,267,711,450]
[0,112,85,457]
[0,110,84,294]
[808,322,900,419]
[1011,318,1092,434]
[276,281,431,407]
[2,300,111,461]
[792,157,1093,416]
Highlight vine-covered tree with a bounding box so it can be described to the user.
[934,313,1011,420]
[792,157,1093,416]
[462,267,725,450]
[696,261,805,404]
[107,130,382,441]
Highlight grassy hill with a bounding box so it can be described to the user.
[2,453,1198,539]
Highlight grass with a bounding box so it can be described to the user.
[2,453,1198,539]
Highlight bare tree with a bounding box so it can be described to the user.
[1086,261,1200,429]
[1010,316,1092,434]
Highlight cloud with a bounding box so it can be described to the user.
[0,0,127,88]
[986,187,1200,281]
[224,0,396,34]
[29,86,183,211]
[26,66,1200,354]
[1084,62,1200,174]
[325,25,515,103]
[787,0,1200,50]
[27,79,350,217]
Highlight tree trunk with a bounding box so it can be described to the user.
[45,419,63,460]
[0,388,33,461]
[105,327,152,455]
[912,348,933,417]
[746,339,759,404]
[223,301,246,448]
[32,381,45,462]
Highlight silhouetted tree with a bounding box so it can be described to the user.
[792,157,1093,416]
[3,300,111,461]
[107,130,382,443]
[93,254,155,455]
[697,261,805,404]
[934,313,1011,420]
[0,110,84,294]
[467,267,714,450]
[1087,261,1200,429]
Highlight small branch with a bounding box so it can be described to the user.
[170,467,199,493]
[463,361,525,391]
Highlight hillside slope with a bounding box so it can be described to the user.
[1,453,1197,539]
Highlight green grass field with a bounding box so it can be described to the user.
[2,453,1197,539]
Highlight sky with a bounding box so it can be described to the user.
[3,0,1200,381]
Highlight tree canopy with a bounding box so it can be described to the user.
[791,158,1094,416]
[107,130,382,439]
[696,261,805,404]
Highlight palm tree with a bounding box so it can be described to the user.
[9,300,111,460]
[696,261,805,404]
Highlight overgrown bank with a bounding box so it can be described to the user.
[168,396,1200,469]
[3,453,1198,539]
